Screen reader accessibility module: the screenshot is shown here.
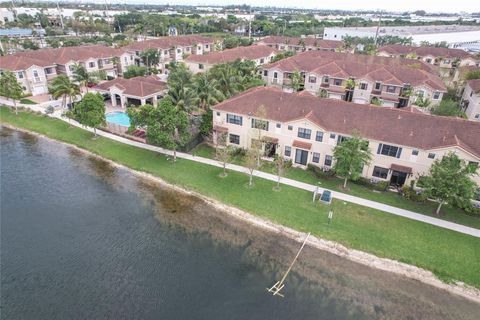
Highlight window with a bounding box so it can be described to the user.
[251,118,269,131]
[360,83,368,90]
[324,155,332,166]
[17,72,24,79]
[263,70,268,76]
[198,46,201,50]
[433,91,440,100]
[89,62,95,68]
[164,50,168,55]
[372,166,389,179]
[428,153,436,159]
[205,45,209,49]
[308,76,317,83]
[333,79,342,86]
[417,90,425,97]
[315,131,323,142]
[412,149,419,156]
[425,58,432,63]
[297,128,311,139]
[312,152,320,163]
[475,114,480,119]
[377,143,402,158]
[323,76,329,83]
[45,68,53,74]
[386,86,395,93]
[285,146,291,157]
[199,64,204,70]
[276,123,281,128]
[216,111,220,116]
[374,82,381,90]
[273,72,278,79]
[177,49,181,53]
[124,57,128,64]
[104,59,110,64]
[226,114,242,125]
[260,58,265,64]
[295,149,308,165]
[330,133,336,139]
[229,134,240,145]
[288,125,293,131]
[32,69,40,82]
[186,47,191,52]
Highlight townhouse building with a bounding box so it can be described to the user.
[184,45,277,73]
[0,45,134,96]
[124,35,215,72]
[257,36,343,53]
[378,44,478,68]
[461,79,480,121]
[260,50,446,108]
[212,87,480,187]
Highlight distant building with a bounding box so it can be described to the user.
[0,8,14,25]
[168,27,178,37]
[258,36,343,53]
[323,25,480,47]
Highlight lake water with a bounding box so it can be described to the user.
[1,126,479,320]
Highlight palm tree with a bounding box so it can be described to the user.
[289,71,303,92]
[193,73,224,110]
[167,84,197,112]
[48,75,80,110]
[72,63,98,92]
[212,64,244,98]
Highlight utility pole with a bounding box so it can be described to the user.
[248,8,252,40]
[374,11,383,46]
[11,0,17,20]
[56,1,64,29]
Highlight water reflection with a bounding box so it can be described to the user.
[1,127,479,320]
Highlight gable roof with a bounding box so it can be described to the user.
[258,36,343,49]
[212,86,480,157]
[379,44,474,59]
[125,35,214,52]
[95,76,167,97]
[264,50,446,91]
[1,45,127,71]
[468,79,480,93]
[185,45,277,64]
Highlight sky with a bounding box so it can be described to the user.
[86,0,480,14]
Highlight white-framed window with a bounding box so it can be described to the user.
[263,70,268,76]
[372,166,389,179]
[199,64,204,70]
[412,149,419,156]
[323,76,329,83]
[312,152,320,163]
[360,83,368,90]
[260,58,265,64]
[428,153,436,159]
[386,86,396,93]
[17,72,24,79]
[285,146,291,157]
[297,128,311,139]
[377,143,402,158]
[229,134,240,145]
[433,91,440,100]
[226,114,242,125]
[333,79,342,86]
[315,131,323,142]
[32,69,40,82]
[308,76,316,83]
[324,155,332,166]
[89,62,95,68]
[374,82,381,90]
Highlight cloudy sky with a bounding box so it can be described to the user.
[112,0,479,13]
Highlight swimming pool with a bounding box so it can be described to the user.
[106,112,131,127]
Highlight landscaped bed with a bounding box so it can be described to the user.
[1,106,479,289]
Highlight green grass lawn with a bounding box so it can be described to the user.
[19,98,37,105]
[191,143,480,229]
[1,106,479,289]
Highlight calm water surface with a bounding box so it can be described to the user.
[1,127,479,320]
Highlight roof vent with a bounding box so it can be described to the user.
[409,130,414,136]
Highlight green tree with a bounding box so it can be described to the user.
[193,73,224,110]
[244,148,259,187]
[333,134,372,189]
[128,99,190,162]
[72,63,98,92]
[289,71,303,91]
[48,75,80,110]
[273,156,288,191]
[464,70,480,80]
[199,108,213,137]
[73,92,106,137]
[431,99,466,118]
[215,134,232,177]
[140,48,160,74]
[0,71,23,114]
[123,65,147,79]
[420,152,478,215]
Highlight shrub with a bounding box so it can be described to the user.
[307,163,336,178]
[355,177,389,191]
[231,147,247,158]
[401,185,427,202]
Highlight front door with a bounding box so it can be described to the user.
[295,149,308,166]
[264,142,277,158]
[390,170,407,186]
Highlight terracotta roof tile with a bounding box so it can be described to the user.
[468,79,480,93]
[263,50,446,91]
[379,44,474,59]
[95,76,167,97]
[292,140,312,150]
[185,45,276,64]
[212,86,480,157]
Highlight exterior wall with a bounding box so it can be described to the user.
[185,61,213,73]
[24,66,49,95]
[323,28,376,41]
[459,58,478,67]
[461,83,480,121]
[413,85,444,106]
[213,109,480,186]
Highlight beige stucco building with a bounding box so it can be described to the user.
[461,79,480,121]
[212,87,480,187]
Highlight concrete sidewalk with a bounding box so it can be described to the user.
[44,112,479,238]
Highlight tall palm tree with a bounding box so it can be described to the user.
[211,64,244,98]
[193,73,224,110]
[72,63,98,92]
[48,75,80,110]
[167,84,197,112]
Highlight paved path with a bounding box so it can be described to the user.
[41,112,478,238]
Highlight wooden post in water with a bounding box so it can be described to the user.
[267,233,311,297]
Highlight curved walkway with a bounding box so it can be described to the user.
[44,112,479,238]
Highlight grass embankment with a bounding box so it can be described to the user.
[1,106,479,289]
[19,98,37,105]
[192,144,480,229]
